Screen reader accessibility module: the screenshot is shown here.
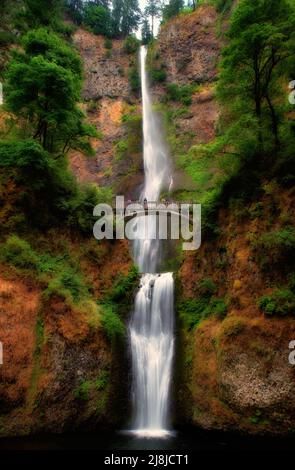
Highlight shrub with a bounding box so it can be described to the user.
[0,235,39,270]
[166,83,196,105]
[124,35,140,54]
[0,31,17,46]
[100,303,125,341]
[45,269,89,303]
[115,139,128,161]
[65,184,112,234]
[178,295,227,330]
[74,380,91,401]
[95,370,110,391]
[210,298,228,319]
[252,228,295,270]
[83,4,112,37]
[213,0,234,13]
[258,289,295,316]
[150,68,167,84]
[108,266,138,303]
[129,66,140,92]
[198,278,217,297]
[104,38,112,50]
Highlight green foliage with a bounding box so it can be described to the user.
[212,0,234,13]
[115,112,142,166]
[0,31,17,47]
[94,369,110,391]
[141,18,153,45]
[0,235,94,304]
[74,380,91,401]
[108,266,139,302]
[150,68,167,84]
[115,139,128,161]
[83,3,112,37]
[100,302,126,341]
[66,0,142,38]
[112,0,141,37]
[259,289,295,316]
[99,266,138,341]
[104,38,112,50]
[45,270,89,303]
[178,296,227,330]
[249,410,263,425]
[0,235,39,270]
[65,184,113,234]
[162,0,184,21]
[22,0,64,29]
[165,83,196,106]
[252,228,295,270]
[0,139,54,187]
[217,0,295,153]
[4,28,96,154]
[123,35,140,54]
[198,278,217,297]
[34,315,45,358]
[129,66,140,92]
[0,139,107,232]
[179,276,227,330]
[65,0,84,25]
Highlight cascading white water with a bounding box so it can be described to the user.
[128,47,175,437]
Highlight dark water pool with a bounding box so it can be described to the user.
[0,427,294,451]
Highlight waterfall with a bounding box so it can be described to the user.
[128,46,175,437]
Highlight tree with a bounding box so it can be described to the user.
[5,29,96,153]
[162,0,184,21]
[90,0,110,7]
[83,3,113,36]
[218,0,295,150]
[112,0,141,37]
[23,0,63,28]
[141,17,153,45]
[65,0,84,24]
[145,0,162,37]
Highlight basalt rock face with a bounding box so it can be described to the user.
[73,30,131,100]
[176,188,295,435]
[70,31,143,199]
[0,241,133,437]
[157,5,220,86]
[156,5,295,436]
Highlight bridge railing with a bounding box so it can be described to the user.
[112,200,195,210]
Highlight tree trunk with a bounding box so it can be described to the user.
[265,93,280,148]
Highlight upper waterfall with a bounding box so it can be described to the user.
[140,47,171,202]
[132,46,172,273]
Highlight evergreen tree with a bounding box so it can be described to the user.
[65,0,84,24]
[112,0,141,37]
[141,17,153,45]
[162,0,184,21]
[145,0,162,37]
[23,0,63,28]
[83,2,113,36]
